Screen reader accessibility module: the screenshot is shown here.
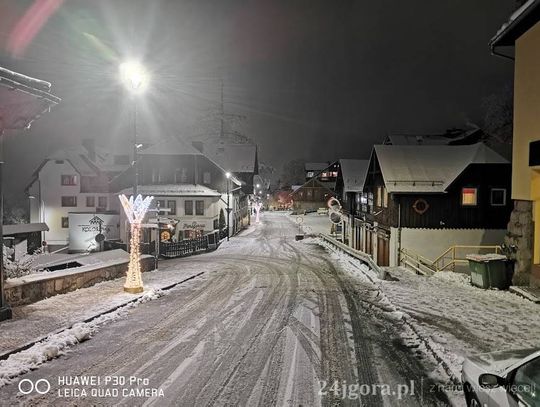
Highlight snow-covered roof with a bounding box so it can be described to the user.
[118,184,222,197]
[3,223,49,236]
[47,148,99,176]
[374,143,509,193]
[291,185,302,192]
[204,143,257,173]
[0,66,60,130]
[339,159,369,192]
[490,0,540,47]
[139,137,203,156]
[305,162,329,172]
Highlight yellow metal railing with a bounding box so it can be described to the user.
[401,245,502,274]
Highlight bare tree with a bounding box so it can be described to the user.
[481,86,513,145]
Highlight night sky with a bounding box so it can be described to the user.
[0,0,515,198]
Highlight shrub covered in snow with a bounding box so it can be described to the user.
[2,245,43,280]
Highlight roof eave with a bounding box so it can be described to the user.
[490,0,540,48]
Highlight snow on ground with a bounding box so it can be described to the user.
[382,267,540,377]
[288,211,333,235]
[0,289,165,387]
[0,263,207,356]
[311,237,540,405]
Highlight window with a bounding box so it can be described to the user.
[86,196,95,207]
[306,171,314,178]
[152,168,161,183]
[61,175,77,186]
[98,196,107,209]
[203,171,211,184]
[195,200,204,216]
[167,200,176,215]
[185,200,193,216]
[383,188,388,208]
[61,196,77,207]
[490,188,507,206]
[462,188,478,206]
[175,168,188,183]
[376,186,382,207]
[512,357,540,406]
[61,217,69,228]
[157,200,166,211]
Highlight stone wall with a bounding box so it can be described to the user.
[4,256,154,307]
[505,200,533,286]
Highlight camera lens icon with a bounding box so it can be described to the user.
[18,378,51,395]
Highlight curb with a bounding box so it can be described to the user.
[0,272,205,362]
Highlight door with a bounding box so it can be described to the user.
[377,236,389,267]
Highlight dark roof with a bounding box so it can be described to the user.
[0,66,60,130]
[490,0,540,47]
[3,223,49,235]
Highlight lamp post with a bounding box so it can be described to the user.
[225,172,231,241]
[119,61,148,196]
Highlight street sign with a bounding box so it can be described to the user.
[140,223,159,228]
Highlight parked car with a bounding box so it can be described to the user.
[461,348,540,406]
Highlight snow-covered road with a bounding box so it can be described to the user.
[0,213,450,406]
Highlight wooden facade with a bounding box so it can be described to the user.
[344,146,512,267]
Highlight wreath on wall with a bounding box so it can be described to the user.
[412,198,429,215]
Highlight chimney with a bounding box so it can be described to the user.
[82,138,96,162]
[192,141,204,153]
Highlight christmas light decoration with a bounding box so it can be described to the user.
[119,194,154,293]
[254,201,263,223]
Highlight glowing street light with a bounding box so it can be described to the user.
[119,61,149,94]
[119,60,149,197]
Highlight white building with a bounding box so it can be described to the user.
[26,141,129,251]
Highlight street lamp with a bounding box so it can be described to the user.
[225,172,231,241]
[119,60,149,196]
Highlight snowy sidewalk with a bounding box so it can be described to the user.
[381,267,540,376]
[0,260,208,358]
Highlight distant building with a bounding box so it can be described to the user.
[26,141,129,251]
[357,143,511,267]
[304,162,329,181]
[112,137,244,243]
[335,159,369,248]
[490,0,540,287]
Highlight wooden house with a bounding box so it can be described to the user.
[359,143,512,266]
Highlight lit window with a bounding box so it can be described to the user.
[61,175,77,186]
[462,188,478,206]
[491,188,506,206]
[383,188,388,208]
[61,196,77,207]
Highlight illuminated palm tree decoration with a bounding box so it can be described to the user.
[119,194,154,293]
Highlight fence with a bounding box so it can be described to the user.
[160,231,220,258]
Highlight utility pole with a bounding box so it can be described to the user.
[0,133,12,321]
[226,173,230,241]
